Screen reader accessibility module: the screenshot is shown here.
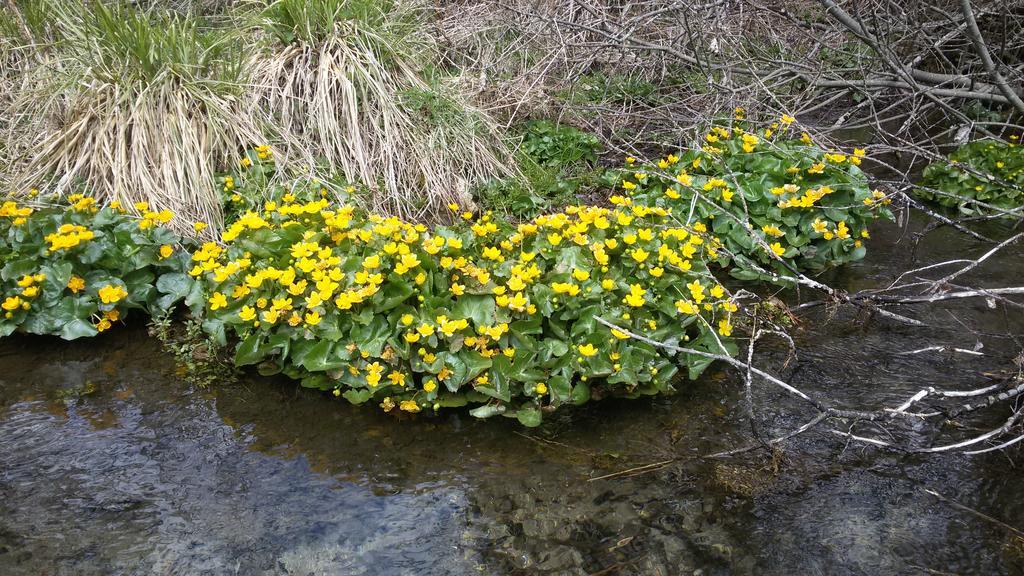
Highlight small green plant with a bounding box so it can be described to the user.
[477,121,605,218]
[562,72,660,105]
[519,120,600,168]
[261,0,414,48]
[617,114,892,281]
[150,311,237,387]
[0,192,198,339]
[917,137,1024,216]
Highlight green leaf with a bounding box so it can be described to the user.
[452,294,497,326]
[298,340,348,372]
[469,404,506,419]
[1,258,36,282]
[235,333,265,366]
[59,318,98,340]
[377,280,414,311]
[515,406,543,427]
[156,272,194,299]
[570,381,591,404]
[353,315,391,356]
[343,389,373,404]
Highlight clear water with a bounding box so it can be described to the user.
[1,210,1023,575]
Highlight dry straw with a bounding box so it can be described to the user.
[1,0,519,230]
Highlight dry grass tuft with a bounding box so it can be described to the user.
[1,1,261,232]
[248,0,518,219]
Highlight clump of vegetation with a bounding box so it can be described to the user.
[193,155,739,426]
[1,1,259,232]
[0,193,198,339]
[247,0,517,218]
[477,120,607,218]
[621,114,892,281]
[150,312,238,387]
[561,72,661,106]
[917,137,1024,216]
[518,120,601,169]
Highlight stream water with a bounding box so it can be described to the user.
[1,210,1023,575]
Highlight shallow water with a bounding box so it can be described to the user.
[1,210,1023,575]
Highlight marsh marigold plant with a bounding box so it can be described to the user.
[0,194,198,339]
[195,186,740,426]
[617,115,893,281]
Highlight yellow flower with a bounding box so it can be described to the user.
[572,269,590,282]
[482,246,502,261]
[675,300,697,315]
[67,275,86,293]
[394,253,422,275]
[552,282,581,296]
[99,284,128,304]
[423,380,437,393]
[238,306,257,322]
[718,318,733,337]
[22,286,38,298]
[399,400,421,413]
[209,292,228,310]
[401,314,414,326]
[630,248,649,263]
[193,221,208,233]
[769,242,786,257]
[836,221,850,240]
[304,311,322,326]
[577,343,598,357]
[159,245,173,259]
[687,280,705,302]
[2,296,22,311]
[649,267,664,278]
[624,283,646,307]
[611,329,630,340]
[601,279,615,290]
[535,383,548,395]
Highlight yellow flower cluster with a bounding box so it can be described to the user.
[68,194,98,214]
[777,186,834,209]
[198,188,739,415]
[2,273,46,317]
[135,202,174,231]
[95,308,120,332]
[44,224,95,252]
[98,284,128,304]
[0,200,34,227]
